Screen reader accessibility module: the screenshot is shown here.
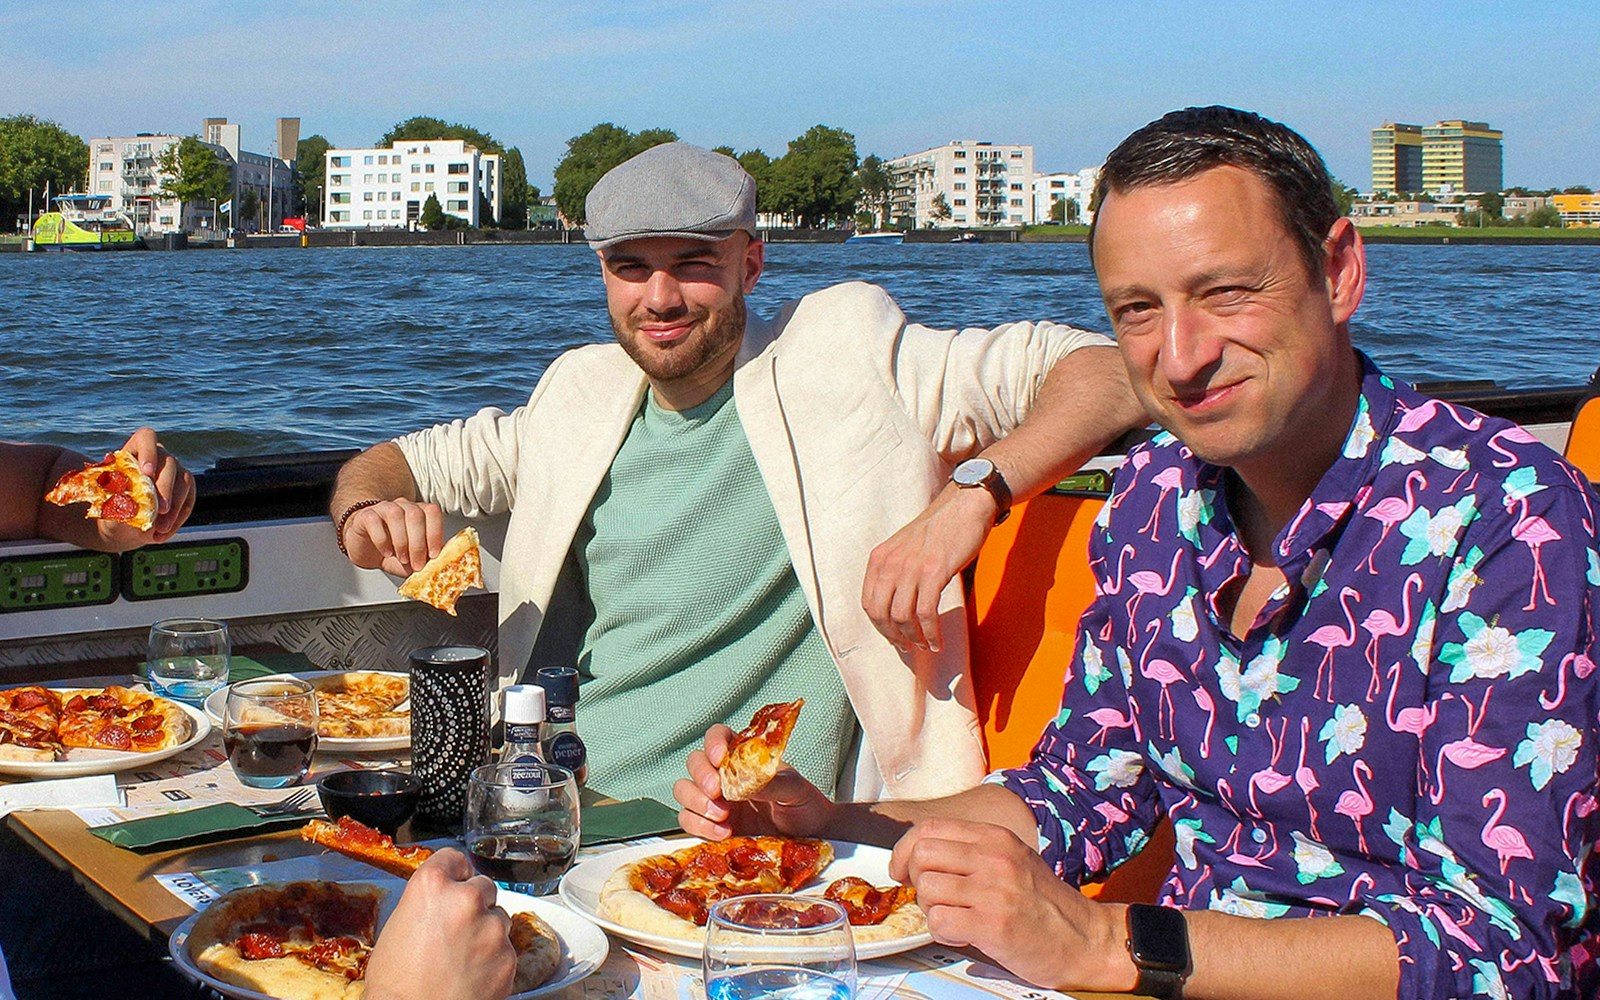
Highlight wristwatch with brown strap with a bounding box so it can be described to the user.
[951,457,1013,525]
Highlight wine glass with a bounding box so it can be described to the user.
[223,678,318,788]
[703,895,857,1000]
[147,617,230,704]
[463,762,580,895]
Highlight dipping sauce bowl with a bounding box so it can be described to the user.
[316,770,423,835]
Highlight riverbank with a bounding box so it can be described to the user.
[1016,224,1600,245]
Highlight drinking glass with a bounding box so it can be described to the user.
[463,762,579,895]
[223,678,318,788]
[704,895,857,1000]
[147,617,230,704]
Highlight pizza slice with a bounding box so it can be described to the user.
[57,686,191,753]
[823,876,922,929]
[301,816,433,879]
[719,698,804,801]
[190,881,383,998]
[43,449,158,532]
[397,526,484,615]
[314,673,410,739]
[599,836,834,935]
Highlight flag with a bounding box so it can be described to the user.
[219,200,232,213]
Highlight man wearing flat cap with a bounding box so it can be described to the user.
[332,142,1144,803]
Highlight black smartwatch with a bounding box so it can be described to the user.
[1126,903,1191,1000]
[951,457,1012,524]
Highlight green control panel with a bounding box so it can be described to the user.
[1,551,118,612]
[122,538,249,601]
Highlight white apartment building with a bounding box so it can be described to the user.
[1032,167,1099,224]
[323,138,501,229]
[87,120,296,234]
[887,140,1035,228]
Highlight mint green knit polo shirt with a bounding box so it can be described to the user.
[573,379,853,804]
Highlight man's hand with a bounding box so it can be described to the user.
[117,427,195,544]
[890,819,1136,993]
[364,849,516,1000]
[675,725,836,841]
[862,482,997,652]
[341,498,446,576]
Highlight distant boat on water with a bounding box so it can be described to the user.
[950,232,980,244]
[31,194,137,251]
[845,231,904,245]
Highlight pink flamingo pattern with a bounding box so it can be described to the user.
[996,359,1600,1000]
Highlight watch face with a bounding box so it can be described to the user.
[1127,904,1189,972]
[952,458,994,487]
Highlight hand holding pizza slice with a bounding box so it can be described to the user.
[398,525,484,615]
[44,449,159,531]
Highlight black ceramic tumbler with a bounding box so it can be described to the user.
[409,644,492,830]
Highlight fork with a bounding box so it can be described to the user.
[248,787,318,817]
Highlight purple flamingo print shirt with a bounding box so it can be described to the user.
[997,356,1600,999]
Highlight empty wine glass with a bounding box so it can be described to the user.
[703,895,857,1000]
[147,617,230,704]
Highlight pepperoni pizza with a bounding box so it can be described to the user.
[44,449,158,532]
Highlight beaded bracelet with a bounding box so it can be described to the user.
[334,499,385,556]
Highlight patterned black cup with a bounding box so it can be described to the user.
[409,645,492,830]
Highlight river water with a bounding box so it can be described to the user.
[2,242,1596,468]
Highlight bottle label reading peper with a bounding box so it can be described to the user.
[548,732,586,773]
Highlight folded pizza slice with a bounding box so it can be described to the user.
[44,449,158,532]
[301,816,433,879]
[397,526,484,615]
[719,698,804,801]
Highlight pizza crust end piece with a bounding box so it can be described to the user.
[397,526,484,615]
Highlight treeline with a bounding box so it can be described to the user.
[552,122,887,230]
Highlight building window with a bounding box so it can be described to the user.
[378,155,388,165]
[97,180,112,192]
[954,183,966,190]
[363,173,373,183]
[330,175,345,186]
[364,155,374,165]
[99,161,113,171]
[449,181,468,193]
[448,199,468,211]
[954,199,967,206]
[363,192,375,201]
[954,150,966,158]
[411,182,420,192]
[332,156,350,167]
[955,166,966,174]
[424,164,435,173]
[955,215,967,222]
[1011,151,1023,158]
[411,164,421,174]
[447,163,469,174]
[1011,199,1023,207]
[376,210,386,219]
[1011,183,1022,191]
[425,182,434,191]
[363,210,373,219]
[392,191,401,200]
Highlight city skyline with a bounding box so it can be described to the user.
[3,0,1595,192]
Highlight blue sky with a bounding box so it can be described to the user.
[4,0,1595,191]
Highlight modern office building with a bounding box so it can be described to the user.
[1370,123,1424,195]
[1552,193,1600,227]
[1421,120,1503,195]
[1031,168,1099,224]
[886,140,1034,228]
[322,138,501,229]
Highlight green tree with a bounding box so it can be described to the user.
[736,149,777,213]
[931,192,952,224]
[552,123,679,225]
[767,125,859,228]
[0,114,89,230]
[1563,185,1593,195]
[294,134,330,221]
[420,192,445,229]
[1064,197,1081,225]
[1526,205,1562,228]
[1476,191,1504,220]
[500,146,529,228]
[239,188,260,230]
[1332,178,1359,218]
[856,154,891,228]
[157,136,232,216]
[1049,198,1066,223]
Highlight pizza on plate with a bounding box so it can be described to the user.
[312,673,410,740]
[190,881,381,1000]
[0,685,190,761]
[719,699,803,801]
[397,526,483,615]
[597,836,927,943]
[43,449,159,532]
[301,816,434,879]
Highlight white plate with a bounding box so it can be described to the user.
[204,671,411,754]
[0,688,211,779]
[559,838,933,960]
[167,881,608,1000]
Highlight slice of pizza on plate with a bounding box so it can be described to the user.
[44,449,158,532]
[719,699,804,801]
[398,526,483,615]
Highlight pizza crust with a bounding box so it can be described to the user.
[187,882,382,1000]
[195,947,363,1000]
[398,526,483,615]
[508,910,562,990]
[313,673,410,739]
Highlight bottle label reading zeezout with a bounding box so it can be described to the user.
[508,755,549,787]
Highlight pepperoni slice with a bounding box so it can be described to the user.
[726,842,768,880]
[236,933,286,960]
[780,840,824,891]
[655,888,709,926]
[131,714,162,732]
[86,693,120,713]
[641,862,682,893]
[96,724,132,750]
[12,690,49,712]
[97,470,132,493]
[101,493,139,521]
[686,849,730,879]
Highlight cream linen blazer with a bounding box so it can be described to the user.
[396,282,1110,799]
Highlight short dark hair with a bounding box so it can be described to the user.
[1088,106,1339,281]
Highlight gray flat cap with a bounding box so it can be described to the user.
[585,142,757,250]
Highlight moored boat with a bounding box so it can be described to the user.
[845,231,904,245]
[30,194,137,251]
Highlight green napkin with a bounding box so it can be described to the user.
[581,797,681,846]
[90,802,314,851]
[135,653,321,685]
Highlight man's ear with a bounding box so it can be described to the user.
[743,236,765,293]
[1324,218,1365,326]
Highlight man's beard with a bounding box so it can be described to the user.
[611,295,747,383]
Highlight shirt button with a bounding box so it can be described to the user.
[1252,828,1268,844]
[1245,712,1261,728]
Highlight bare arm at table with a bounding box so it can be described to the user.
[329,441,445,576]
[862,345,1144,652]
[677,728,1399,999]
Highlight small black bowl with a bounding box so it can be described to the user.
[316,770,423,835]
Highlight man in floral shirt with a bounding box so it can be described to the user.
[677,107,1600,1000]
